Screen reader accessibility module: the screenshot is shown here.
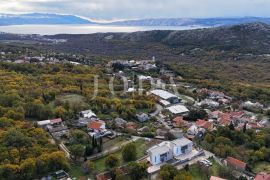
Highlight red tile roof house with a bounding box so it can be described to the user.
[196,119,214,131]
[50,118,63,126]
[125,122,137,131]
[225,157,246,172]
[173,116,189,127]
[210,176,226,180]
[87,120,106,132]
[212,111,244,127]
[96,172,111,180]
[247,122,263,130]
[255,172,270,180]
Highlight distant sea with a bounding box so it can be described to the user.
[0,24,207,35]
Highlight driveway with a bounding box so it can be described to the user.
[156,114,172,130]
[150,104,163,117]
[87,136,141,161]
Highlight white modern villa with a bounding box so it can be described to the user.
[147,138,193,165]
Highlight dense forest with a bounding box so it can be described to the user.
[0,62,155,179]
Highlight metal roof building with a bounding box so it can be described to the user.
[166,104,189,115]
[150,89,178,100]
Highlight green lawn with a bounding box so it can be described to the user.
[253,162,270,174]
[69,164,90,180]
[186,165,208,180]
[93,149,123,172]
[93,139,147,173]
[179,159,223,180]
[135,139,147,158]
[103,137,128,149]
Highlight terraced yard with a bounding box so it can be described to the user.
[93,138,151,173]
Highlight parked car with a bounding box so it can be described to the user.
[54,170,69,179]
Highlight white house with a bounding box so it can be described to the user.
[242,101,264,110]
[148,141,173,165]
[171,138,193,157]
[138,75,152,81]
[37,118,63,127]
[37,120,51,127]
[198,99,219,108]
[147,138,193,165]
[80,110,97,119]
[187,125,199,136]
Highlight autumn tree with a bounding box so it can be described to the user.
[4,129,32,162]
[82,160,95,174]
[105,155,119,170]
[122,143,137,162]
[186,108,207,121]
[159,164,178,180]
[127,162,148,180]
[70,144,85,161]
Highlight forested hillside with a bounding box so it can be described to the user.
[0,22,269,104]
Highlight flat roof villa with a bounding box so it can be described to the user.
[148,141,173,166]
[147,138,193,166]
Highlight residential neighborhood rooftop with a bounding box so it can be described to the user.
[210,176,226,180]
[255,172,270,180]
[148,143,171,155]
[226,156,246,170]
[50,118,63,124]
[171,137,192,147]
[166,104,189,114]
[88,120,105,130]
[151,89,178,100]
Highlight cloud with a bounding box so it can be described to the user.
[0,0,270,19]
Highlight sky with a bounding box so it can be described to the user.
[0,0,270,20]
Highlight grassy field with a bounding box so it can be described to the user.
[69,164,91,180]
[49,93,89,108]
[102,136,128,149]
[253,162,270,174]
[93,139,148,173]
[58,93,88,106]
[187,165,208,180]
[178,159,223,180]
[67,138,130,179]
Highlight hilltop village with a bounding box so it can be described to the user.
[0,50,269,180]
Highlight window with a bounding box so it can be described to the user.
[181,145,188,153]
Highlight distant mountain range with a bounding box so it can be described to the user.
[36,22,270,55]
[0,13,95,25]
[1,22,270,55]
[109,17,270,27]
[1,13,270,28]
